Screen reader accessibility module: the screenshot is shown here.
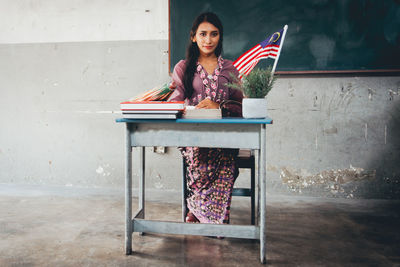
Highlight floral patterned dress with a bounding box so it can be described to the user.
[169,56,243,224]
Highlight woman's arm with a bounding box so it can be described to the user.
[229,87,243,102]
[168,60,186,102]
[196,98,220,109]
[226,62,243,102]
[221,61,243,117]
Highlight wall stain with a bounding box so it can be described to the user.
[389,89,398,101]
[82,64,89,75]
[337,82,356,111]
[313,93,318,107]
[288,81,294,97]
[280,165,376,196]
[155,173,163,189]
[368,88,375,101]
[323,127,338,135]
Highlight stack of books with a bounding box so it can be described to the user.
[120,101,185,119]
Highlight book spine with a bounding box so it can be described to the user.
[120,105,184,110]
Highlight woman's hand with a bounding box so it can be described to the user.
[196,98,219,109]
[169,81,177,90]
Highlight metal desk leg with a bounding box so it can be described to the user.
[125,125,133,255]
[256,153,260,226]
[251,157,256,225]
[182,158,187,222]
[259,124,267,264]
[139,146,145,235]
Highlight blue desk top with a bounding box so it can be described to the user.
[116,117,273,124]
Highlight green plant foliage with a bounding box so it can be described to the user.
[227,67,277,98]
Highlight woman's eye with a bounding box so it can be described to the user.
[200,33,205,36]
[212,32,219,37]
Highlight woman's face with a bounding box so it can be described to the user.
[192,21,220,57]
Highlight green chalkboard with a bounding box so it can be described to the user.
[170,0,400,73]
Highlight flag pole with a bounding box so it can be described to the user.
[271,24,288,76]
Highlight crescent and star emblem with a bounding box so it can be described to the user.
[268,32,280,43]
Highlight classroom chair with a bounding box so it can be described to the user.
[182,149,256,225]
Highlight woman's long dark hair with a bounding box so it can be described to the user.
[183,12,223,99]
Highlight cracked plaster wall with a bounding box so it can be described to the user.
[264,76,400,199]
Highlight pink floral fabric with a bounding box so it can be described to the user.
[196,56,225,103]
[182,147,238,224]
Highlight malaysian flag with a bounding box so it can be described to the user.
[234,26,287,76]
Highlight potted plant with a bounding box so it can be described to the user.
[228,66,277,118]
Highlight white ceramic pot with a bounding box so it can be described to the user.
[242,98,267,118]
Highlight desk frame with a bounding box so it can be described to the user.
[117,118,272,264]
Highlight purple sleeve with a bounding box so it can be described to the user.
[168,60,186,102]
[221,60,243,117]
[229,88,243,102]
[224,60,243,102]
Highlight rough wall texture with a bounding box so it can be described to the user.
[265,76,400,199]
[0,40,170,188]
[0,1,399,199]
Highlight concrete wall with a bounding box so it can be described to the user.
[0,0,171,189]
[267,76,400,199]
[0,1,399,199]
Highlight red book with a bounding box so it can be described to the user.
[120,101,185,111]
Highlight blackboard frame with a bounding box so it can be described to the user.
[168,0,400,75]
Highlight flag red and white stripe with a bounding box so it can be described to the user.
[234,44,279,75]
[233,26,287,76]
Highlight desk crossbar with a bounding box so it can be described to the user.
[133,219,260,239]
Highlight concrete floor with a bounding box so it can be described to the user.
[0,185,399,266]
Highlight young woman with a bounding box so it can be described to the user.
[168,12,243,225]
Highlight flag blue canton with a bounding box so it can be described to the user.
[260,29,284,48]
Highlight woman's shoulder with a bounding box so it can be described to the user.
[172,60,187,80]
[171,60,187,84]
[174,59,187,71]
[222,58,234,66]
[222,58,239,74]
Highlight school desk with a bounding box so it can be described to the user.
[116,117,273,263]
